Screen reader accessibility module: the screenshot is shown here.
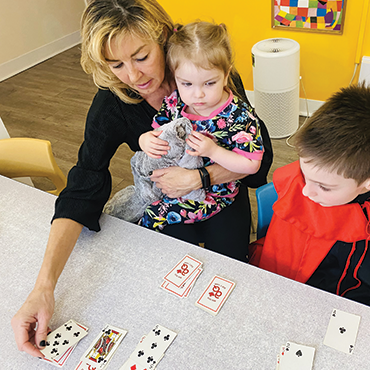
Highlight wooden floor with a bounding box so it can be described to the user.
[0,45,301,239]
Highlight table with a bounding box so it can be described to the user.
[1,175,370,370]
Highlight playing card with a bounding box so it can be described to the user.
[119,357,149,370]
[41,319,89,360]
[161,267,202,298]
[41,344,77,368]
[163,255,203,288]
[275,345,285,370]
[279,342,315,370]
[323,309,361,354]
[130,324,177,369]
[76,324,127,370]
[195,275,235,315]
[40,321,89,367]
[120,355,165,370]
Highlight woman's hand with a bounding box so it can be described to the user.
[150,166,201,198]
[139,131,170,159]
[11,218,83,357]
[11,287,55,357]
[150,163,247,198]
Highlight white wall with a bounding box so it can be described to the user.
[0,0,86,81]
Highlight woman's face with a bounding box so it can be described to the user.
[105,34,166,98]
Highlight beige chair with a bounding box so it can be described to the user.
[0,138,67,195]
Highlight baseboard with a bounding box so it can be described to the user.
[245,90,324,117]
[0,31,81,82]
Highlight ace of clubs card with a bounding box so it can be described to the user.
[323,309,361,354]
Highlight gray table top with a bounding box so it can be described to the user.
[1,175,370,370]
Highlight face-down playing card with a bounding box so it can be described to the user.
[161,267,202,298]
[323,308,361,354]
[195,275,235,315]
[40,319,89,361]
[163,255,203,288]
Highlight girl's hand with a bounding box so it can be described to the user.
[186,131,217,158]
[139,131,170,159]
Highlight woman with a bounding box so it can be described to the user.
[11,0,272,357]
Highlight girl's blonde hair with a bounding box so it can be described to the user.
[80,0,174,104]
[166,21,240,98]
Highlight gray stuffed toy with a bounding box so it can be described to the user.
[104,117,206,222]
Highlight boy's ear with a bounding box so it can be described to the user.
[363,178,370,191]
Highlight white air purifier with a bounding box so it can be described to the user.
[252,38,300,139]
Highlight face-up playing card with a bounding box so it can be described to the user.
[275,345,285,370]
[195,275,235,315]
[130,324,177,369]
[75,324,127,370]
[279,342,315,370]
[161,267,202,298]
[163,255,203,288]
[41,319,89,361]
[120,355,165,370]
[40,321,89,367]
[41,343,77,368]
[323,309,361,354]
[119,357,149,370]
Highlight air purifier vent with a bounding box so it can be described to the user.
[252,38,300,138]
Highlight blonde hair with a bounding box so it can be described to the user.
[80,0,174,104]
[166,21,239,98]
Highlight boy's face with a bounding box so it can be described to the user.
[299,158,370,207]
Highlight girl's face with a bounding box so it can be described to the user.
[105,34,166,98]
[299,158,370,207]
[174,61,229,117]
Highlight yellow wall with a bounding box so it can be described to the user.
[159,0,370,101]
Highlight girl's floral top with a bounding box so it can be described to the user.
[152,90,264,197]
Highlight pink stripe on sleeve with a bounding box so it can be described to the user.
[232,147,264,160]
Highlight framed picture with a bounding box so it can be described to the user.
[272,0,346,34]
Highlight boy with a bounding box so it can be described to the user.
[250,84,370,306]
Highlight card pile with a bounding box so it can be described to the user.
[195,275,235,315]
[40,319,89,368]
[75,324,127,370]
[120,324,177,370]
[161,255,203,298]
[323,309,361,354]
[276,341,315,370]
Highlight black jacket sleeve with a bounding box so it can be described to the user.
[52,89,155,231]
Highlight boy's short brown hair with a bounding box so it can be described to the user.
[294,83,370,185]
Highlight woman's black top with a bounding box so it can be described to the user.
[53,74,273,237]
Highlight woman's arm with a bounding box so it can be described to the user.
[11,219,83,357]
[150,164,247,198]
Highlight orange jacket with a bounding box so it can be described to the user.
[251,161,370,285]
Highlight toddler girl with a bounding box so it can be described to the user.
[139,21,264,231]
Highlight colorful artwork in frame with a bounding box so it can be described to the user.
[272,0,346,34]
